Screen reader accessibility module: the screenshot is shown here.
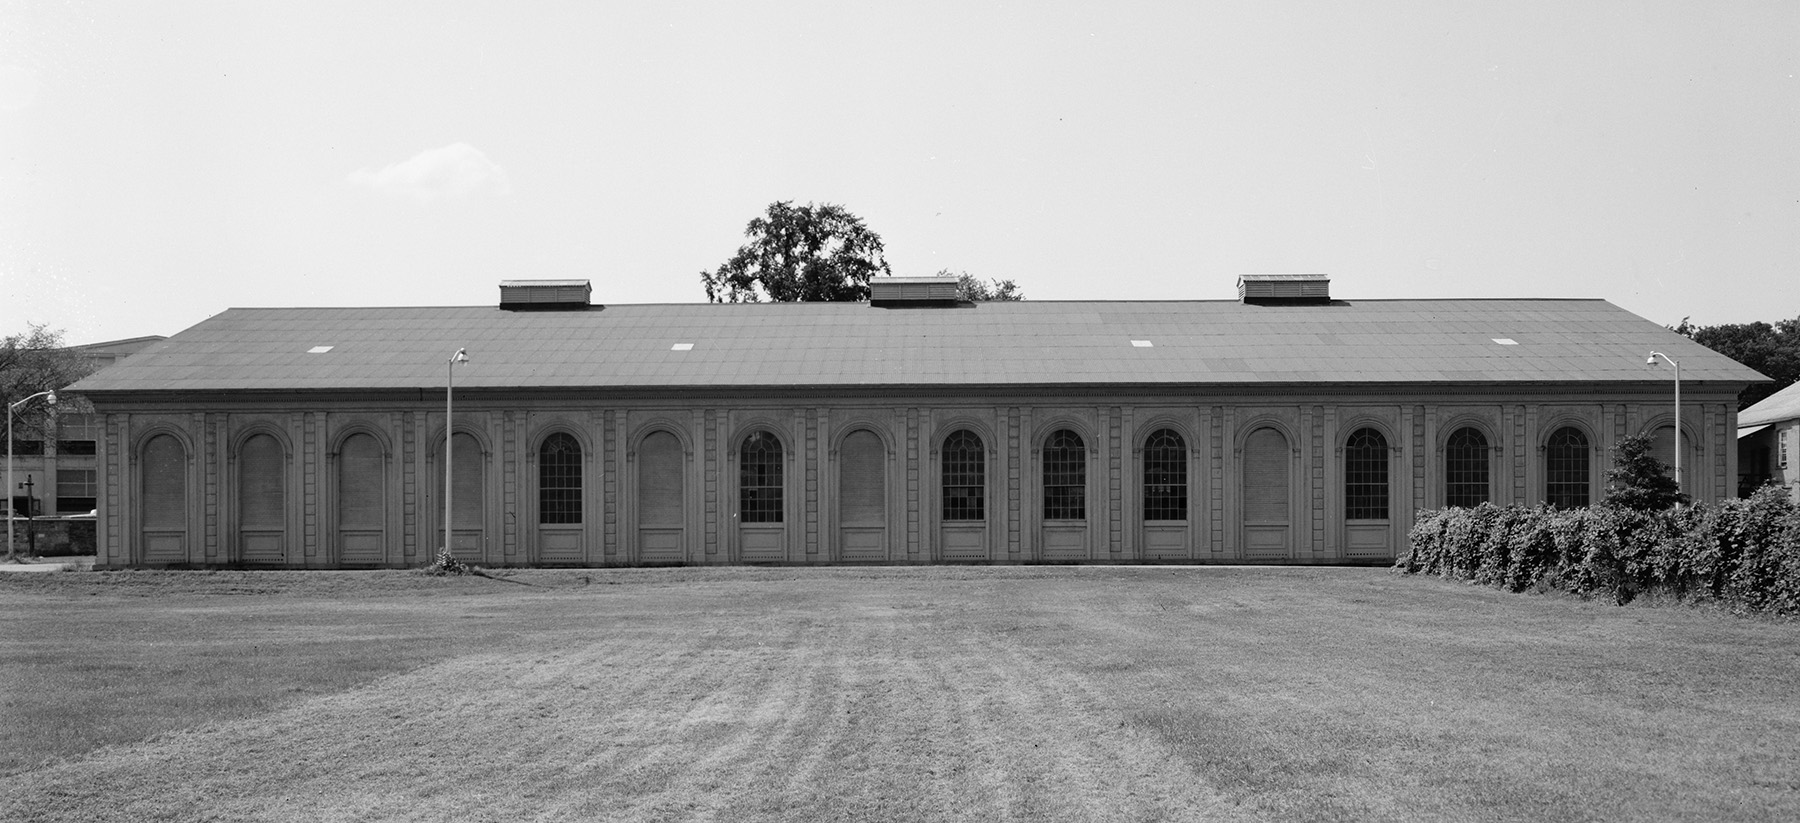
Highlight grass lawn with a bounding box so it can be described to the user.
[1,566,1796,822]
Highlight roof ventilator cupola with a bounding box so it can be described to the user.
[499,279,594,311]
[870,276,962,308]
[1237,274,1331,305]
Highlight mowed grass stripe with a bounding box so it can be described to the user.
[1,588,1242,823]
[1,567,1796,822]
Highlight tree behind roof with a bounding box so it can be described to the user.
[1673,315,1800,410]
[1,324,98,439]
[941,270,1025,302]
[700,201,892,303]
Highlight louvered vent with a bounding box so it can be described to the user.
[499,279,593,311]
[1238,274,1331,305]
[870,277,961,307]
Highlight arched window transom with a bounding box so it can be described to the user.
[538,433,582,524]
[1043,429,1086,521]
[739,432,783,523]
[942,430,986,521]
[1344,428,1389,520]
[1142,428,1187,522]
[1546,427,1590,508]
[1444,427,1490,508]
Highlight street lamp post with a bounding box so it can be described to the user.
[1647,351,1681,502]
[443,349,469,559]
[7,389,57,563]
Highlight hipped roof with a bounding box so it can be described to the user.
[71,298,1767,394]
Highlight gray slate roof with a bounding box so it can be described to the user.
[1740,381,1800,427]
[70,299,1767,394]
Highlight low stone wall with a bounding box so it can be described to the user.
[3,521,96,557]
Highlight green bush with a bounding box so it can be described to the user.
[1398,487,1800,614]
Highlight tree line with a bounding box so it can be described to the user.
[1672,316,1800,410]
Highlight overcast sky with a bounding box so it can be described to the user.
[2,1,1795,344]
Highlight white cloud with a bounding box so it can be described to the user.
[347,143,511,203]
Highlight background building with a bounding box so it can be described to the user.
[70,278,1763,569]
[7,336,166,555]
[1737,381,1800,501]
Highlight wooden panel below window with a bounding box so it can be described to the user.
[1041,522,1086,561]
[539,524,584,563]
[1345,522,1393,559]
[241,530,285,563]
[838,525,886,562]
[340,530,384,564]
[639,528,684,563]
[1141,524,1188,560]
[941,523,987,561]
[1243,524,1289,560]
[740,524,785,562]
[143,531,186,563]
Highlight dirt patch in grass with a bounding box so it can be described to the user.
[2,567,1796,822]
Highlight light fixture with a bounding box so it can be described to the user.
[444,348,469,560]
[7,390,57,563]
[1647,351,1681,503]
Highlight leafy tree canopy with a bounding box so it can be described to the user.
[1603,433,1687,511]
[2,324,97,438]
[701,201,892,303]
[938,270,1025,302]
[1672,315,1800,410]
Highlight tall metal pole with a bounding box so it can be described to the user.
[1648,351,1681,502]
[443,349,467,557]
[6,390,56,563]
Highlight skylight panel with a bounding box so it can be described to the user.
[1492,338,1518,346]
[1131,340,1153,348]
[308,346,334,354]
[671,343,694,351]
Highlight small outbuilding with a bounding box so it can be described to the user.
[70,276,1765,568]
[1737,381,1800,501]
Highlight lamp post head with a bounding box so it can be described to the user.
[1646,354,1657,365]
[44,391,55,406]
[450,348,469,364]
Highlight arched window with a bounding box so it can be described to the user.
[1650,425,1690,492]
[1142,428,1187,521]
[1444,427,1490,508]
[337,432,386,562]
[338,433,384,530]
[1344,428,1389,520]
[238,433,285,531]
[739,432,783,523]
[1043,429,1086,521]
[1545,427,1590,508]
[142,434,186,531]
[538,433,582,524]
[638,431,684,527]
[942,430,985,521]
[433,432,485,551]
[839,430,885,526]
[1243,428,1289,525]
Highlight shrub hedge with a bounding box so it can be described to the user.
[1399,486,1800,613]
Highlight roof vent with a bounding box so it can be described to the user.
[870,276,962,308]
[1238,274,1331,305]
[499,279,593,311]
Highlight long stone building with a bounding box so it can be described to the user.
[70,276,1764,569]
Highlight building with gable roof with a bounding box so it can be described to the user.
[1737,381,1800,501]
[68,277,1766,569]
